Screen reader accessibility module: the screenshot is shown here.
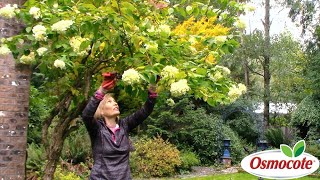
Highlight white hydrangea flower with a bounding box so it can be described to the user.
[29,7,41,19]
[20,52,35,64]
[122,69,141,85]
[158,24,171,35]
[161,65,179,79]
[186,6,193,12]
[51,20,74,33]
[234,19,246,29]
[168,8,174,14]
[238,83,247,93]
[0,44,11,55]
[170,79,190,97]
[145,41,158,51]
[208,71,223,81]
[166,98,175,106]
[69,36,90,56]
[0,4,18,18]
[213,71,223,80]
[228,83,247,102]
[215,36,227,43]
[147,25,155,33]
[54,59,66,69]
[215,65,230,75]
[36,47,48,56]
[244,4,256,12]
[53,3,59,9]
[32,25,47,41]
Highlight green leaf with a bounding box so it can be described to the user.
[176,72,187,79]
[293,140,305,157]
[26,27,32,33]
[121,2,137,12]
[47,0,54,6]
[79,41,91,51]
[280,144,293,157]
[196,68,207,75]
[207,98,216,106]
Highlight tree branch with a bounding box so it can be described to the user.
[41,93,72,152]
[116,0,134,57]
[245,62,264,77]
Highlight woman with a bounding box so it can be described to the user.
[82,72,158,179]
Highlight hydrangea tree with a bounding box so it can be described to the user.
[0,0,249,178]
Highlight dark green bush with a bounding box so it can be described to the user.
[222,125,247,164]
[188,114,224,164]
[26,142,46,176]
[225,113,259,144]
[28,86,54,144]
[291,95,320,139]
[61,125,91,164]
[144,98,225,165]
[305,141,320,159]
[130,136,181,178]
[265,127,291,148]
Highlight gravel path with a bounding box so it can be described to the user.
[177,166,239,179]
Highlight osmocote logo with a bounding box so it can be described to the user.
[241,140,320,179]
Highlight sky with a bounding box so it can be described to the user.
[241,0,305,40]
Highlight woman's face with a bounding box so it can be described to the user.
[102,96,120,118]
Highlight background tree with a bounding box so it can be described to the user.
[285,0,320,140]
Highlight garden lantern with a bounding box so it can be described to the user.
[221,139,232,167]
[257,140,268,151]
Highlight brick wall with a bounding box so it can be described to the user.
[0,0,30,179]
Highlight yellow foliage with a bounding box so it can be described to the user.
[173,16,230,51]
[205,53,216,64]
[54,166,81,180]
[130,136,181,178]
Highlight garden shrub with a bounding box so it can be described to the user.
[130,136,181,178]
[265,127,291,148]
[189,114,224,165]
[291,95,320,139]
[26,142,46,176]
[61,124,91,164]
[144,98,225,165]
[28,86,54,144]
[305,141,320,159]
[222,125,247,164]
[225,113,259,144]
[59,160,91,179]
[54,166,81,180]
[178,151,200,171]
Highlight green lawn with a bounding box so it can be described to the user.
[184,173,319,180]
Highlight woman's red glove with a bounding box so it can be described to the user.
[148,75,160,99]
[148,85,158,99]
[101,72,117,91]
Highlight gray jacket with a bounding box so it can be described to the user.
[82,95,156,180]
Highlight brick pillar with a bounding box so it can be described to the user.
[0,0,30,179]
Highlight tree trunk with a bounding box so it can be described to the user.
[42,89,89,179]
[263,0,271,132]
[243,59,250,96]
[42,131,65,180]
